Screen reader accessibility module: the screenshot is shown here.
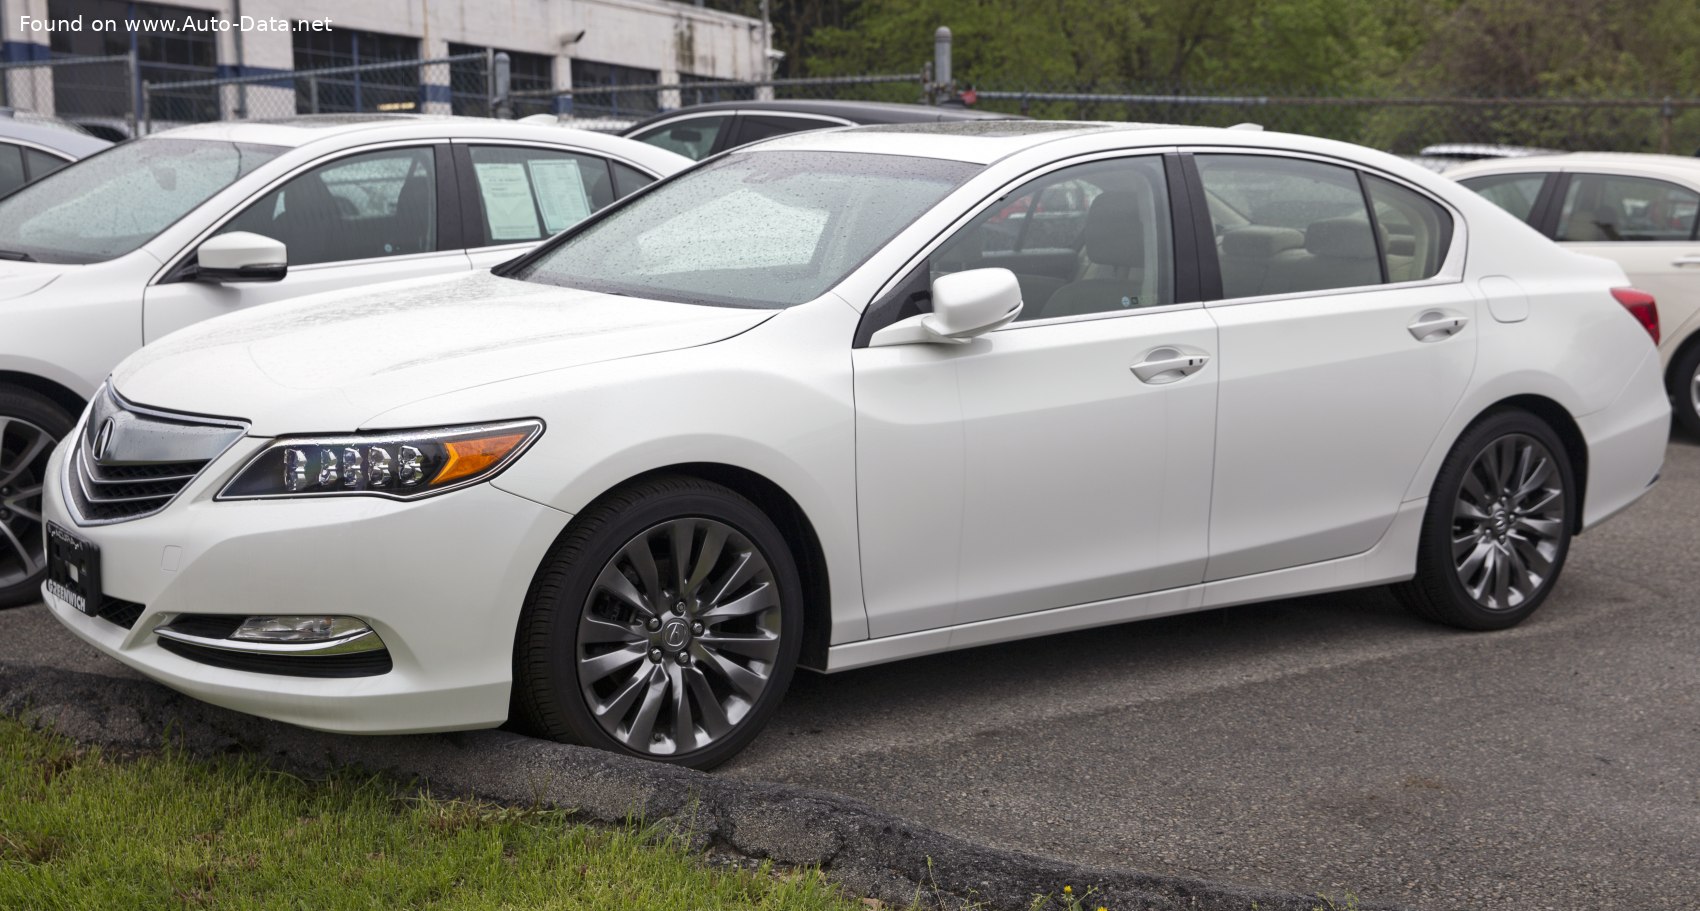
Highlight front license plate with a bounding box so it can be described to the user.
[45,521,103,616]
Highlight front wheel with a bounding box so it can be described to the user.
[0,386,76,609]
[512,475,803,769]
[1394,410,1576,630]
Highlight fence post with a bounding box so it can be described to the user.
[493,52,511,119]
[308,75,320,115]
[128,49,142,138]
[1660,97,1674,155]
[932,26,952,105]
[142,82,152,136]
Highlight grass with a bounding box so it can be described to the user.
[0,717,862,911]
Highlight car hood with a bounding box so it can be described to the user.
[0,260,64,302]
[112,272,778,435]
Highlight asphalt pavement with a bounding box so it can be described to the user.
[5,435,1697,911]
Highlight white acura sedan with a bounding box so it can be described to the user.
[0,115,687,607]
[41,122,1669,768]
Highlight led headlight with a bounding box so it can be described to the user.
[218,420,542,501]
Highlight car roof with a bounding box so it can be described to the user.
[139,114,691,174]
[1446,151,1700,181]
[743,119,1389,168]
[0,111,113,158]
[621,98,1019,133]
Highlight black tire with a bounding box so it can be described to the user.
[0,385,75,609]
[1394,409,1577,631]
[1670,342,1700,440]
[511,474,803,769]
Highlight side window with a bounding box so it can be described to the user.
[630,116,728,161]
[219,147,436,267]
[1364,175,1453,283]
[1196,155,1379,298]
[23,149,70,182]
[1557,173,1700,242]
[1459,173,1546,223]
[609,161,656,200]
[734,115,835,147]
[465,145,616,247]
[0,145,24,197]
[931,155,1174,321]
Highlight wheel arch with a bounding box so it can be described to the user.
[565,462,834,672]
[0,371,88,419]
[1471,394,1590,534]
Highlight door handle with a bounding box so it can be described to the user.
[1408,311,1468,342]
[1672,255,1700,267]
[1130,348,1210,384]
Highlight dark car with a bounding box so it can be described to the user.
[621,99,1021,160]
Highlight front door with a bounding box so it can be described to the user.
[853,153,1218,638]
[144,145,470,343]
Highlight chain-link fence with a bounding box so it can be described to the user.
[0,53,141,139]
[135,53,493,133]
[965,86,1700,158]
[8,50,1700,157]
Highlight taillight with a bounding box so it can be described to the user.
[1611,287,1660,345]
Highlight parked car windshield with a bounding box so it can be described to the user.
[517,150,982,309]
[0,138,284,264]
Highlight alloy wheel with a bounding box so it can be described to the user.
[1451,433,1566,611]
[575,517,785,757]
[0,415,55,589]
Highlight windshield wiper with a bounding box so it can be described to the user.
[0,250,35,262]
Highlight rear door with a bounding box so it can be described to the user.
[143,143,469,343]
[1193,151,1476,581]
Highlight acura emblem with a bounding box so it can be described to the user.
[92,417,115,461]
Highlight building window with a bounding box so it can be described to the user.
[293,28,421,114]
[47,0,217,123]
[680,73,755,106]
[447,44,555,118]
[569,60,660,119]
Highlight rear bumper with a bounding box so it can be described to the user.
[1579,346,1670,530]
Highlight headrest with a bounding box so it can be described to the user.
[1221,225,1304,258]
[1083,190,1144,268]
[1305,217,1378,259]
[1384,234,1415,257]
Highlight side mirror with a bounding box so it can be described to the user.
[869,268,1023,348]
[196,232,287,283]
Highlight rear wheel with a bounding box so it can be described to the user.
[512,475,803,769]
[1394,410,1576,630]
[1670,342,1700,440]
[0,386,75,609]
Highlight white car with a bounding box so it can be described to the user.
[0,111,112,196]
[40,123,1669,768]
[1450,153,1700,437]
[0,115,688,607]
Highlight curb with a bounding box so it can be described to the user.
[0,660,1400,911]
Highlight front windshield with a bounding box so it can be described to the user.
[517,150,982,308]
[0,138,283,264]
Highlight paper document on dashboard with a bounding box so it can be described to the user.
[530,159,592,233]
[474,162,541,240]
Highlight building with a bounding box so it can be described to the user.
[0,0,771,132]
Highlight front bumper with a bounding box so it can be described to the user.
[41,435,572,734]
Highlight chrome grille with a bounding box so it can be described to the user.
[65,386,247,525]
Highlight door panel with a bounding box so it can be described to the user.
[853,309,1218,637]
[1204,283,1476,580]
